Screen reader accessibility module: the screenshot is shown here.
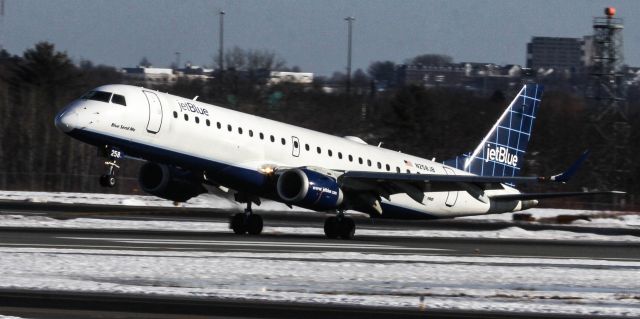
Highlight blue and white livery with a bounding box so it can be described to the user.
[54,84,617,239]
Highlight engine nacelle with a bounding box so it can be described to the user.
[276,168,343,211]
[138,162,206,202]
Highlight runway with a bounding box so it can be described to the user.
[0,227,638,260]
[0,202,639,318]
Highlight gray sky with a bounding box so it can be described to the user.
[1,0,638,76]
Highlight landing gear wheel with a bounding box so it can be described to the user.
[339,217,356,240]
[230,213,246,234]
[246,214,263,235]
[99,174,116,188]
[324,216,339,239]
[99,146,121,188]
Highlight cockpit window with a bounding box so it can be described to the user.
[111,94,127,106]
[82,91,112,103]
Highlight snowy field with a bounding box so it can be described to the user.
[0,191,638,242]
[1,191,639,316]
[0,247,638,317]
[0,190,638,227]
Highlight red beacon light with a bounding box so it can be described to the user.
[605,7,616,18]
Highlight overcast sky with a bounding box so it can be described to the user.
[1,0,638,76]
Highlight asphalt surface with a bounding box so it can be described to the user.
[0,226,639,261]
[0,201,638,318]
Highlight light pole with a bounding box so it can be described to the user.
[345,16,355,94]
[218,10,225,72]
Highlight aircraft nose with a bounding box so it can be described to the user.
[54,109,78,133]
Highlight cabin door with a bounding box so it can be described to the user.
[144,91,163,133]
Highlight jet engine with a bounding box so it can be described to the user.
[138,162,206,202]
[276,168,343,211]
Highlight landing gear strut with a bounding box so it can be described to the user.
[324,211,355,240]
[99,147,121,188]
[229,201,264,235]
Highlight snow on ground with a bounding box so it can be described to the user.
[2,190,638,228]
[0,190,309,212]
[0,214,638,242]
[0,247,638,316]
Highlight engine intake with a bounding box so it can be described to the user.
[276,168,343,211]
[139,162,206,202]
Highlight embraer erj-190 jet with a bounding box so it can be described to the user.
[55,84,620,239]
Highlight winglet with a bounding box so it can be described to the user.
[547,150,590,183]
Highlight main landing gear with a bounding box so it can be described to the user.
[229,202,264,235]
[324,211,355,240]
[99,147,121,188]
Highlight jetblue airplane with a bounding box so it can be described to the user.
[54,84,617,239]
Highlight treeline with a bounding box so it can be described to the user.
[0,42,637,209]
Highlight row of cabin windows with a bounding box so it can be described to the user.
[173,110,413,174]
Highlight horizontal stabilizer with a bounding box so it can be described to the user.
[548,150,590,183]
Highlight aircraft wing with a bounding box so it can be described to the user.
[337,151,600,204]
[488,191,625,201]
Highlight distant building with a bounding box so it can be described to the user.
[526,36,588,75]
[122,64,213,86]
[395,63,523,94]
[268,71,313,85]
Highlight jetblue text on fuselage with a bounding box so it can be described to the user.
[178,102,209,116]
[485,144,518,167]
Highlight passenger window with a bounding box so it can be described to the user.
[338,152,343,159]
[294,141,299,148]
[111,94,126,106]
[396,167,401,173]
[259,133,264,140]
[206,119,211,126]
[377,162,382,169]
[305,144,310,151]
[367,159,371,166]
[195,116,200,124]
[317,147,321,154]
[386,164,390,171]
[358,157,363,164]
[173,111,178,118]
[249,130,254,137]
[238,127,243,134]
[270,135,275,142]
[406,169,411,173]
[328,150,333,157]
[348,155,353,162]
[217,122,221,129]
[281,138,286,145]
[184,114,189,121]
[228,124,232,132]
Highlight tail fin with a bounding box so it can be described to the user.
[443,84,543,178]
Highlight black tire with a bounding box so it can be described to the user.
[230,213,246,235]
[246,214,263,235]
[99,175,110,187]
[339,218,356,240]
[323,216,339,239]
[107,175,117,188]
[99,174,117,188]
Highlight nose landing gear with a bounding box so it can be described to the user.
[99,146,122,188]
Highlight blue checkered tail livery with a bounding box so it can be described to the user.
[443,84,543,178]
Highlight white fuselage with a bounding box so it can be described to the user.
[56,84,525,219]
